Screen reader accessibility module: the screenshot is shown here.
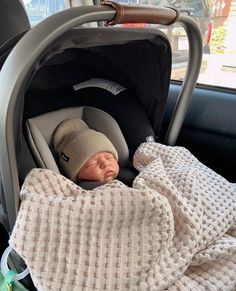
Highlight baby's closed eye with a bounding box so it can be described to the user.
[85,161,98,168]
[105,154,115,160]
[108,157,114,160]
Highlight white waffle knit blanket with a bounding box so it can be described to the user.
[10,143,236,290]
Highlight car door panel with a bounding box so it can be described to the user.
[162,83,236,182]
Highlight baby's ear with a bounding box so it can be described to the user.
[77,169,84,182]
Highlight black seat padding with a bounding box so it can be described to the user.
[117,167,139,187]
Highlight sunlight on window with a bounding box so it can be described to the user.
[170,0,236,89]
[197,2,236,89]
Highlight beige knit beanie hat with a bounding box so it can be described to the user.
[53,118,118,182]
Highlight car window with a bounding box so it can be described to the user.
[22,0,236,90]
[23,0,67,26]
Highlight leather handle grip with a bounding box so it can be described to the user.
[102,1,180,26]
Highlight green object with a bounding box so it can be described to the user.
[0,271,28,291]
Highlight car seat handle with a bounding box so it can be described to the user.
[102,1,180,26]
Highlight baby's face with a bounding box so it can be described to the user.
[78,152,119,182]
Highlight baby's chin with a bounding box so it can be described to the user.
[102,175,116,182]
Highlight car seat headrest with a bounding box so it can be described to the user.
[25,106,129,176]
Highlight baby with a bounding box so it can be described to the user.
[53,118,119,183]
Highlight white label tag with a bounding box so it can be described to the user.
[146,135,155,143]
[73,78,126,95]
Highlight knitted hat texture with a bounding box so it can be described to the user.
[53,118,118,181]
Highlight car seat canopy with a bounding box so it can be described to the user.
[24,27,172,134]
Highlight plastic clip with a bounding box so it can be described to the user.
[0,246,29,283]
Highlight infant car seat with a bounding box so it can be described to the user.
[0,2,202,235]
[25,105,138,188]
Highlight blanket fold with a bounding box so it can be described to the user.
[10,143,236,290]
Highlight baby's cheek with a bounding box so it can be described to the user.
[114,165,119,178]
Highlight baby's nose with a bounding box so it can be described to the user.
[101,158,109,168]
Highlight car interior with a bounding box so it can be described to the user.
[0,0,235,290]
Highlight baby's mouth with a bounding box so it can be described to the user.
[104,170,114,178]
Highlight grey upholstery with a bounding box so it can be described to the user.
[0,0,30,47]
[25,106,129,175]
